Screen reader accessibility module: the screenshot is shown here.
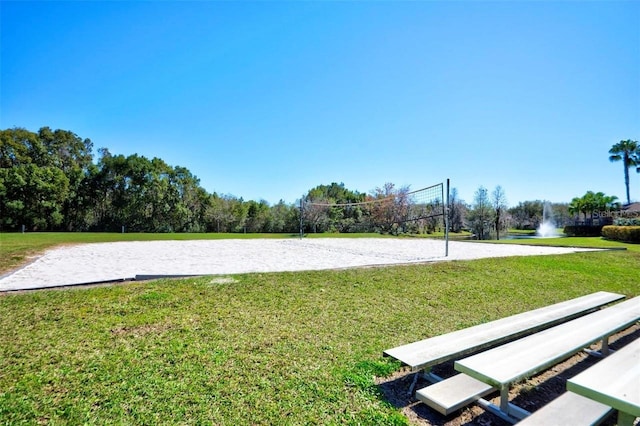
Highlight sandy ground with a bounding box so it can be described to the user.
[0,238,599,292]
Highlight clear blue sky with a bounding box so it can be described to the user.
[2,1,639,206]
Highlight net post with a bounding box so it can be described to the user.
[445,178,450,257]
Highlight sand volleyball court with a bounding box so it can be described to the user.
[0,238,600,291]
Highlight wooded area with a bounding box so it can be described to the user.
[0,127,301,232]
[0,127,443,234]
[3,127,607,236]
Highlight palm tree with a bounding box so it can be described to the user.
[568,196,585,224]
[609,139,639,205]
[601,194,620,211]
[569,192,620,225]
[582,191,597,224]
[592,192,619,224]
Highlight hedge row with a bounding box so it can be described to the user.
[563,225,603,237]
[601,226,640,243]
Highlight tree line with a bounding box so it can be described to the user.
[3,127,630,236]
[0,127,442,234]
[461,137,640,240]
[0,127,300,232]
[462,186,623,240]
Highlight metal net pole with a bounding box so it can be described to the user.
[445,178,450,257]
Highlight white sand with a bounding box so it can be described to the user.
[0,238,600,291]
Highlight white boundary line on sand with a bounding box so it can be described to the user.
[0,238,601,292]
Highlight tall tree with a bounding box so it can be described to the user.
[0,163,69,230]
[508,200,543,230]
[608,139,639,205]
[268,200,296,233]
[0,127,37,168]
[204,193,234,232]
[491,185,508,240]
[245,199,271,233]
[467,186,493,240]
[302,196,330,233]
[304,182,366,232]
[448,188,466,233]
[366,183,410,234]
[37,127,94,230]
[0,128,74,230]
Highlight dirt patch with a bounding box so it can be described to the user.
[110,323,172,338]
[376,325,639,426]
[209,277,239,284]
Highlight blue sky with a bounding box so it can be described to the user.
[2,1,639,206]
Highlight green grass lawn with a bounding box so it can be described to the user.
[506,228,537,236]
[494,235,640,253]
[0,234,639,424]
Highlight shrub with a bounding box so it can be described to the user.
[563,225,603,237]
[614,217,640,226]
[601,225,640,243]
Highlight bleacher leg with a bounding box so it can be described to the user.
[476,387,530,424]
[409,368,444,396]
[479,399,520,424]
[499,387,510,412]
[600,335,610,356]
[408,372,419,396]
[585,335,615,358]
[617,411,635,426]
[423,371,444,383]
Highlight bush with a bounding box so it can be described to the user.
[563,225,603,237]
[614,217,640,226]
[601,226,640,243]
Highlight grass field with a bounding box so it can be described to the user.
[0,234,638,424]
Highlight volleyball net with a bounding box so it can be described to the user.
[301,179,450,256]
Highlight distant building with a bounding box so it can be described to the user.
[622,202,640,213]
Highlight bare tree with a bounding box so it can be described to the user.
[367,183,410,234]
[467,186,493,240]
[302,197,330,233]
[492,185,508,240]
[448,188,466,233]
